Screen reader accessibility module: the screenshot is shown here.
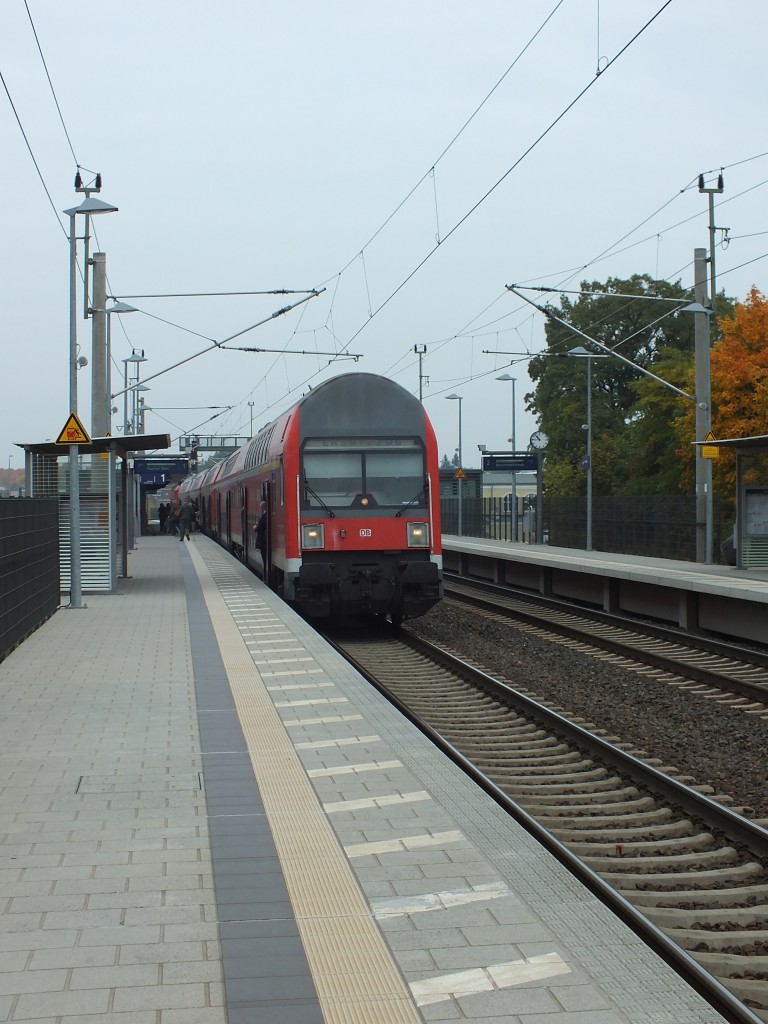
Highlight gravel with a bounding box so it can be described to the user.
[405,599,768,822]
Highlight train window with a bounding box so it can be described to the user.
[302,447,425,509]
[304,452,362,507]
[365,451,425,507]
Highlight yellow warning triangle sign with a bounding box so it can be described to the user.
[454,467,466,479]
[704,431,716,442]
[55,413,92,446]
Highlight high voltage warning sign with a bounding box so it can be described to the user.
[701,431,720,459]
[56,413,91,446]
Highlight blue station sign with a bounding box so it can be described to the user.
[133,458,189,475]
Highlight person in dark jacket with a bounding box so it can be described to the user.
[178,498,196,541]
[253,501,267,567]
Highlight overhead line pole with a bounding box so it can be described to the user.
[698,173,725,315]
[694,249,713,564]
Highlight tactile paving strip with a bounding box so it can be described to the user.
[187,544,422,1024]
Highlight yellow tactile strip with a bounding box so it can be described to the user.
[187,545,422,1024]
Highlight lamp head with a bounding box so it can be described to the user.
[63,196,118,216]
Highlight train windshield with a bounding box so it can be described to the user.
[302,441,425,510]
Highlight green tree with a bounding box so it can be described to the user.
[529,274,735,497]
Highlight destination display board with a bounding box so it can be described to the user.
[482,453,539,472]
[133,458,189,475]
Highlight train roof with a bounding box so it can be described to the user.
[294,373,427,438]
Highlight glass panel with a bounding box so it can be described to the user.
[303,452,363,508]
[365,452,425,507]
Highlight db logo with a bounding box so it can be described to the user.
[359,528,372,537]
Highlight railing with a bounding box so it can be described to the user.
[0,499,60,662]
[440,495,731,563]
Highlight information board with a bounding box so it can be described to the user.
[744,487,768,537]
[482,453,539,472]
[133,458,189,475]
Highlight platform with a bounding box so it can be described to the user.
[443,535,768,643]
[0,535,730,1023]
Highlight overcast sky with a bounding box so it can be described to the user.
[3,0,767,474]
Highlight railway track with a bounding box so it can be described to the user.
[444,577,768,708]
[328,627,768,1024]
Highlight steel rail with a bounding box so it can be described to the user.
[325,627,767,1024]
[444,577,768,703]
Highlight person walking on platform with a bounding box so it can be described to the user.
[253,500,268,569]
[178,498,196,542]
[159,503,169,535]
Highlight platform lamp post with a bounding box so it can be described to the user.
[103,303,137,433]
[64,194,118,610]
[495,374,519,541]
[446,394,463,536]
[567,346,609,552]
[122,350,147,435]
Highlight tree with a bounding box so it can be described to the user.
[671,287,768,497]
[529,274,699,496]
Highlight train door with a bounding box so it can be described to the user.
[261,480,272,585]
[225,492,231,550]
[240,486,248,562]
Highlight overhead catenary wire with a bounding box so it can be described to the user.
[0,68,67,237]
[429,166,768,357]
[325,0,676,368]
[323,0,569,285]
[22,0,78,165]
[111,290,324,399]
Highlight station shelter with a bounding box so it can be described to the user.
[16,434,171,593]
[695,434,768,568]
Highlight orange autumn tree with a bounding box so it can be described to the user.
[676,287,768,497]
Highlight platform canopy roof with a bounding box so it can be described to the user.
[693,434,768,454]
[15,434,173,457]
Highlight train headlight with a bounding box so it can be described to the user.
[407,522,429,547]
[302,523,325,549]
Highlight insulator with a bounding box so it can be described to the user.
[74,171,83,189]
[95,173,102,190]
[698,174,705,191]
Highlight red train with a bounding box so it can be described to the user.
[182,372,443,623]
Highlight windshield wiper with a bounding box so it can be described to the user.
[394,487,426,517]
[304,482,336,518]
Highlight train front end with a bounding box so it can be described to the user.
[284,374,443,623]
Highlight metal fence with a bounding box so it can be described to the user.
[0,498,60,662]
[441,494,731,563]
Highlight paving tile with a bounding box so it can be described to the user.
[69,964,161,989]
[118,941,205,965]
[28,946,117,970]
[112,984,207,1012]
[161,1011,228,1024]
[13,988,111,1018]
[0,969,67,995]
